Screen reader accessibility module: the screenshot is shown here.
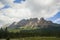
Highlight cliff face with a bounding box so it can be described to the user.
[8,18,60,29]
[37,18,53,28]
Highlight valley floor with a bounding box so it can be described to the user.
[0,37,60,40]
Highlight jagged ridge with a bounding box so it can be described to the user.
[8,18,60,29]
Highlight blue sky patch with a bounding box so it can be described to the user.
[47,12,60,22]
[14,0,25,3]
[4,5,9,8]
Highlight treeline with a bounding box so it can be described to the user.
[0,27,60,39]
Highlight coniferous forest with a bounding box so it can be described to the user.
[0,18,60,40]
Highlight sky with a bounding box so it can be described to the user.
[0,0,60,27]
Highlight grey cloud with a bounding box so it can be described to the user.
[26,0,60,18]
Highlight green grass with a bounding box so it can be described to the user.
[8,26,38,32]
[17,37,60,40]
[1,37,60,40]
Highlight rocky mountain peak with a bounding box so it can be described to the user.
[40,18,45,21]
[29,18,38,23]
[38,18,46,24]
[8,17,58,29]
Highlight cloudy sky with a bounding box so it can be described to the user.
[0,0,60,27]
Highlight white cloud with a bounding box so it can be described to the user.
[28,0,54,6]
[54,18,60,24]
[0,2,4,9]
[0,0,60,27]
[0,11,10,26]
[0,7,31,25]
[26,0,60,18]
[2,8,31,18]
[0,0,27,8]
[0,0,14,5]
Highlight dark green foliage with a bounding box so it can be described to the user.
[6,37,10,40]
[0,26,60,38]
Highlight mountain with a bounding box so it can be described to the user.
[8,18,60,29]
[8,22,16,28]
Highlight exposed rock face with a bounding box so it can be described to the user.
[38,18,53,25]
[8,18,60,29]
[29,18,38,23]
[37,18,53,28]
[25,18,38,28]
[15,18,38,27]
[16,19,29,27]
[8,22,16,28]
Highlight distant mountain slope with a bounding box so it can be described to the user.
[8,18,60,29]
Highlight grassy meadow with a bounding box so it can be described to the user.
[0,37,60,40]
